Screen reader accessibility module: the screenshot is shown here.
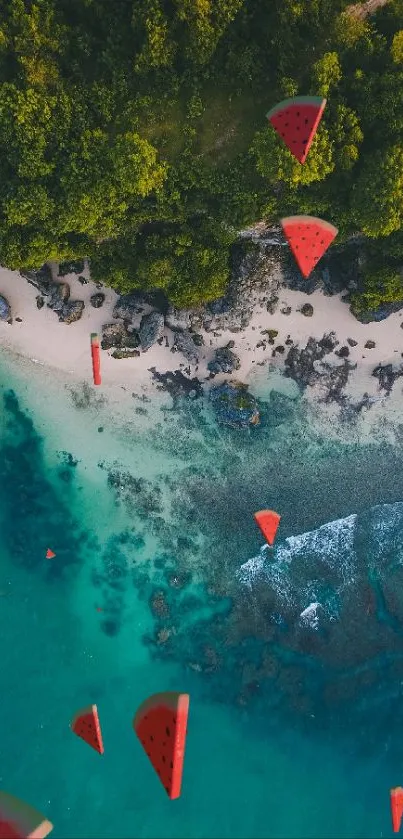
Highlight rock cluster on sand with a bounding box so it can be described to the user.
[173,330,199,363]
[139,311,165,351]
[210,381,260,428]
[208,344,241,374]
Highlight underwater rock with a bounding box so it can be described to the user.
[208,345,241,374]
[59,300,85,324]
[173,330,199,363]
[209,382,260,428]
[139,311,165,351]
[0,294,11,321]
[372,363,403,394]
[149,368,203,400]
[149,590,170,618]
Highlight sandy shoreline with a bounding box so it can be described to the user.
[0,263,402,414]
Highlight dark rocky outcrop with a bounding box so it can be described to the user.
[112,292,144,321]
[173,330,199,363]
[139,311,165,351]
[111,349,140,359]
[165,306,194,332]
[59,300,85,324]
[208,345,241,374]
[0,294,11,321]
[149,368,203,401]
[47,282,70,313]
[300,303,314,317]
[90,293,105,308]
[101,322,140,351]
[210,381,260,428]
[284,333,339,388]
[372,364,403,394]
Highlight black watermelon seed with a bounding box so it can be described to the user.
[296,111,300,116]
[162,756,166,763]
[166,726,171,737]
[165,786,170,794]
[170,761,173,769]
[150,735,154,741]
[304,118,309,124]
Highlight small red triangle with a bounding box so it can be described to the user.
[46,549,56,559]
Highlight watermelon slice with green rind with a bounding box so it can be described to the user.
[0,791,53,838]
[71,704,104,754]
[133,692,189,800]
[281,215,338,279]
[267,96,326,164]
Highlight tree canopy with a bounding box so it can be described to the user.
[0,0,402,309]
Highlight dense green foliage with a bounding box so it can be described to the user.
[0,0,402,307]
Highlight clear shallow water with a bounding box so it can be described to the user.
[0,355,403,838]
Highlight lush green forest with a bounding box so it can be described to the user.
[0,0,403,310]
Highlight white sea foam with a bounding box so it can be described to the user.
[237,514,359,614]
[299,602,323,630]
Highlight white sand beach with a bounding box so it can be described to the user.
[0,262,402,419]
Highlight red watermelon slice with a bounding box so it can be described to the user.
[391,788,403,833]
[281,215,338,278]
[254,510,281,546]
[267,96,326,163]
[133,692,189,800]
[71,704,104,754]
[0,791,53,838]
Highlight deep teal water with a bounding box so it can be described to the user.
[1,355,403,838]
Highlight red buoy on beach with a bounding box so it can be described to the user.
[91,333,101,386]
[254,510,281,546]
[391,787,403,833]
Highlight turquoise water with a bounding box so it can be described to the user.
[1,353,403,838]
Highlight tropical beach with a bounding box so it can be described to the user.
[1,251,403,838]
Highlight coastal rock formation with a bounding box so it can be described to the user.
[149,368,203,401]
[139,311,165,351]
[59,300,85,324]
[101,322,140,350]
[0,294,11,320]
[113,292,144,321]
[173,330,199,363]
[208,345,241,374]
[284,333,338,388]
[47,281,70,313]
[372,363,403,394]
[90,293,105,308]
[210,382,260,428]
[166,306,194,331]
